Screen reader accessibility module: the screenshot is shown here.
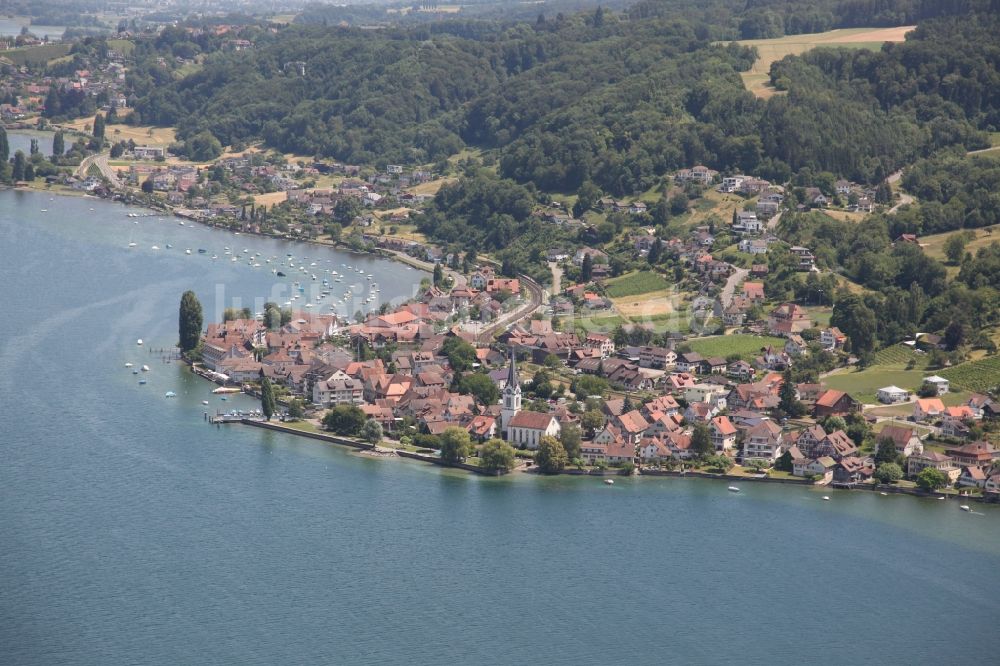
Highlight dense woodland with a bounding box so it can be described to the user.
[129,4,999,197]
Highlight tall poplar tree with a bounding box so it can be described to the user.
[260,375,277,420]
[0,126,8,163]
[93,112,106,141]
[11,150,26,181]
[178,291,203,353]
[52,130,64,157]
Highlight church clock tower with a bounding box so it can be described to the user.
[500,347,522,436]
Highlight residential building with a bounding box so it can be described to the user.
[742,420,783,463]
[814,390,860,418]
[877,425,924,458]
[906,451,960,483]
[710,415,737,452]
[914,398,945,423]
[923,375,950,395]
[876,386,910,404]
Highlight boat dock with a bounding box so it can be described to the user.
[208,411,265,424]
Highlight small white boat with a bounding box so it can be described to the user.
[164,391,176,398]
[151,245,160,250]
[124,362,133,368]
[136,339,143,345]
[822,496,830,501]
[960,505,971,512]
[202,400,209,405]
[128,242,137,248]
[880,492,888,496]
[185,249,192,255]
[728,486,740,493]
[937,496,945,501]
[40,208,47,212]
[604,479,614,485]
[141,365,150,372]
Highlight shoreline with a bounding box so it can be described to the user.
[16,182,433,276]
[224,411,997,503]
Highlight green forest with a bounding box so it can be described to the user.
[127,3,999,196]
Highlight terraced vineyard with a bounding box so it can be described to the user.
[874,344,925,366]
[940,356,1000,393]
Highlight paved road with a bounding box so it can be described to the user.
[720,265,749,308]
[75,152,122,188]
[886,169,914,214]
[766,210,783,232]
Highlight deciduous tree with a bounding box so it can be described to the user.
[480,438,516,473]
[536,435,568,474]
[439,426,472,464]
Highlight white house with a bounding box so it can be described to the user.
[742,420,783,464]
[710,415,737,452]
[738,238,769,255]
[923,375,950,395]
[312,370,363,406]
[876,386,910,404]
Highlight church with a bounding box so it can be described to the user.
[499,348,561,449]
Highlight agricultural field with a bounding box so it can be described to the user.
[681,188,744,229]
[939,355,1000,393]
[609,294,675,319]
[407,177,457,196]
[735,26,914,98]
[822,368,930,405]
[62,120,178,147]
[0,42,71,66]
[574,314,624,335]
[687,334,785,361]
[106,39,135,55]
[873,344,927,366]
[824,344,933,404]
[253,191,288,207]
[803,306,832,328]
[603,270,671,298]
[919,224,1000,264]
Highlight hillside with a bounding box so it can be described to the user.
[126,6,999,197]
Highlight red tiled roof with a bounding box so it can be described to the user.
[509,411,555,430]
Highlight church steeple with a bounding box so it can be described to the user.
[501,347,522,436]
[506,346,518,389]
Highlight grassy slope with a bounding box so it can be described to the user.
[687,334,785,361]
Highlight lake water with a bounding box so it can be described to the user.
[1,190,998,665]
[0,19,65,39]
[7,130,55,158]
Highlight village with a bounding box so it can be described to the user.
[193,242,1000,498]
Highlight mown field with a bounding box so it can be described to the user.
[735,26,914,98]
[687,334,785,361]
[919,224,1000,265]
[603,270,670,298]
[940,355,1000,393]
[824,344,932,404]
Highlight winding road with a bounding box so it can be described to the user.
[75,152,122,188]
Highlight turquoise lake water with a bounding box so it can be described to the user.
[1,189,998,664]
